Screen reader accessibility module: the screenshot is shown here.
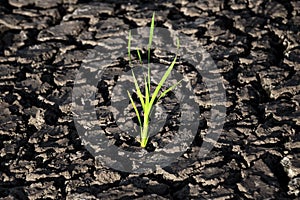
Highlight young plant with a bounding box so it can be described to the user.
[127,12,182,148]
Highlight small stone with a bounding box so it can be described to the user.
[63,2,114,25]
[285,48,300,71]
[0,14,32,29]
[237,159,280,198]
[53,69,77,86]
[259,65,290,94]
[92,18,129,39]
[94,170,121,184]
[265,2,288,21]
[27,108,45,131]
[0,64,19,80]
[180,3,207,18]
[196,0,224,12]
[53,50,87,65]
[288,177,300,196]
[228,0,247,10]
[24,181,60,200]
[96,184,143,199]
[38,21,85,41]
[17,43,57,63]
[66,193,97,200]
[9,0,63,9]
[146,180,169,195]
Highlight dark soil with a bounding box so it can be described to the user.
[0,0,299,199]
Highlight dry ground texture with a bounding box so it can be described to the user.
[0,0,299,199]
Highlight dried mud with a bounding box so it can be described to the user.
[0,0,299,199]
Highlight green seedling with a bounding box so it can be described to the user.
[127,12,182,148]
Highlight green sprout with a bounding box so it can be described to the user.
[127,12,182,148]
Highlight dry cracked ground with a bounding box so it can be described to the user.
[0,0,300,199]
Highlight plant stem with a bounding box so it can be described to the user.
[141,108,150,147]
[140,123,149,148]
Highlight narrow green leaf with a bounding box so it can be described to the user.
[127,90,142,131]
[155,37,181,103]
[136,48,146,76]
[158,79,183,101]
[148,12,155,63]
[136,48,142,65]
[149,55,177,108]
[144,75,150,106]
[131,70,145,110]
[147,64,151,100]
[176,37,180,51]
[147,12,155,98]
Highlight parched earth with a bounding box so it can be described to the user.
[0,0,299,199]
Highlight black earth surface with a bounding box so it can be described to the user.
[0,0,299,199]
